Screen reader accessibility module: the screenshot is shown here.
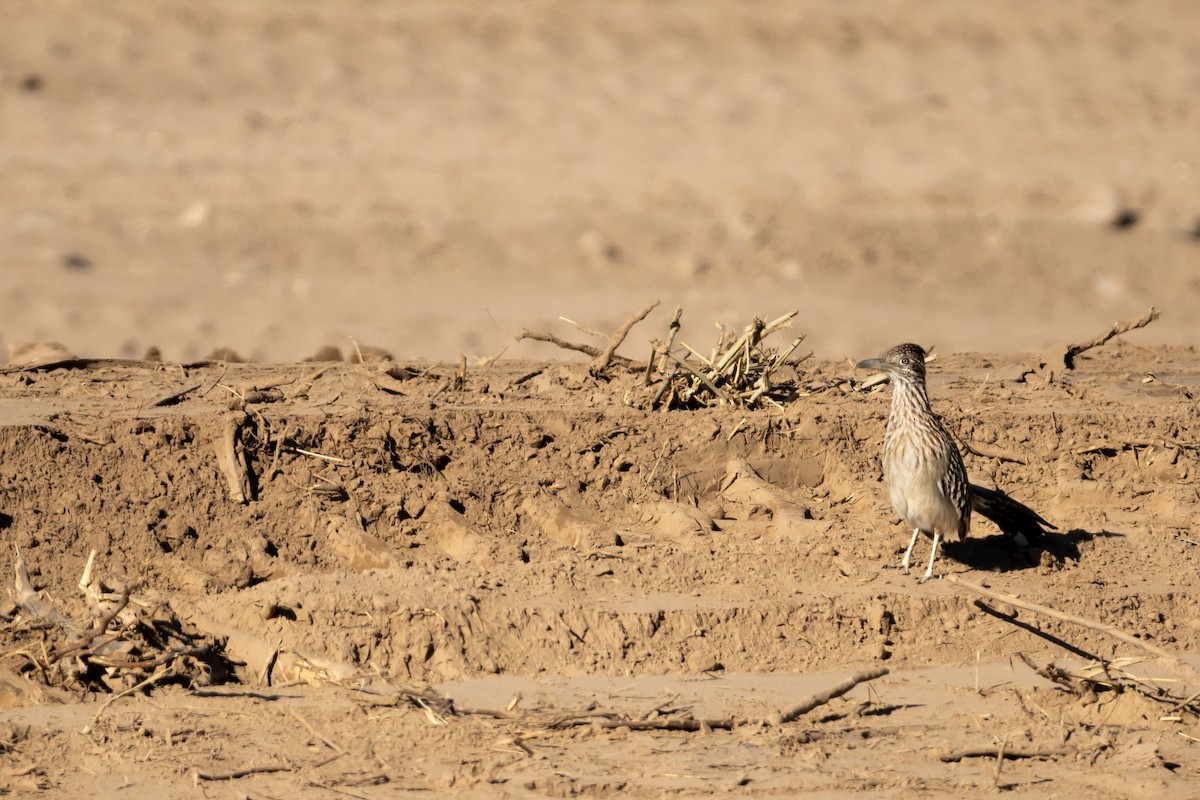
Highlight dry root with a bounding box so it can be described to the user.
[515,300,657,376]
[1020,306,1160,382]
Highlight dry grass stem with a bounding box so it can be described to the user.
[290,447,348,464]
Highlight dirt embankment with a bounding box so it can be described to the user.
[0,341,1198,796]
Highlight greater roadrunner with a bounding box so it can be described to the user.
[857,343,1054,582]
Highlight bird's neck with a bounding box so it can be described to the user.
[888,377,933,429]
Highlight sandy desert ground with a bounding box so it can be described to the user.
[1,2,1200,798]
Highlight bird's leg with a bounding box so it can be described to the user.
[900,528,921,573]
[918,532,941,584]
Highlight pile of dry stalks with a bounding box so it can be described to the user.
[516,300,807,410]
[645,308,805,410]
[4,551,229,704]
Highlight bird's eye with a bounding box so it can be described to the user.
[900,357,909,365]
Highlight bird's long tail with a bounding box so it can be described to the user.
[969,484,1055,546]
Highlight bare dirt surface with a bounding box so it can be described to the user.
[0,340,1199,798]
[2,2,1200,798]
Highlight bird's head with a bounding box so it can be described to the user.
[856,343,928,385]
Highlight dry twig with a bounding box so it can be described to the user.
[774,667,890,724]
[153,383,202,407]
[1021,307,1161,381]
[193,765,292,782]
[940,745,1073,763]
[947,575,1200,688]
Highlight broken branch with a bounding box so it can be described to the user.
[1065,306,1160,367]
[774,667,890,724]
[515,330,640,368]
[515,300,658,375]
[194,765,292,782]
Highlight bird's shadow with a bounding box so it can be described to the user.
[942,528,1120,573]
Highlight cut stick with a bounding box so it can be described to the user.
[515,329,602,358]
[544,713,735,732]
[89,644,210,670]
[946,575,1200,688]
[656,306,684,374]
[711,311,796,378]
[288,707,345,755]
[287,364,333,398]
[289,447,346,464]
[713,318,766,375]
[769,335,806,370]
[774,667,890,724]
[760,309,801,336]
[558,315,607,338]
[666,350,732,405]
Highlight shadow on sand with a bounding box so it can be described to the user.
[942,528,1122,574]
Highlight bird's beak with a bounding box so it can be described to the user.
[856,357,888,372]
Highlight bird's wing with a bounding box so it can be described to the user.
[970,483,1055,544]
[938,448,972,539]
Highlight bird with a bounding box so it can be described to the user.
[856,343,1054,582]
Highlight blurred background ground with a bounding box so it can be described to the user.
[2,1,1200,364]
[1,0,1197,361]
